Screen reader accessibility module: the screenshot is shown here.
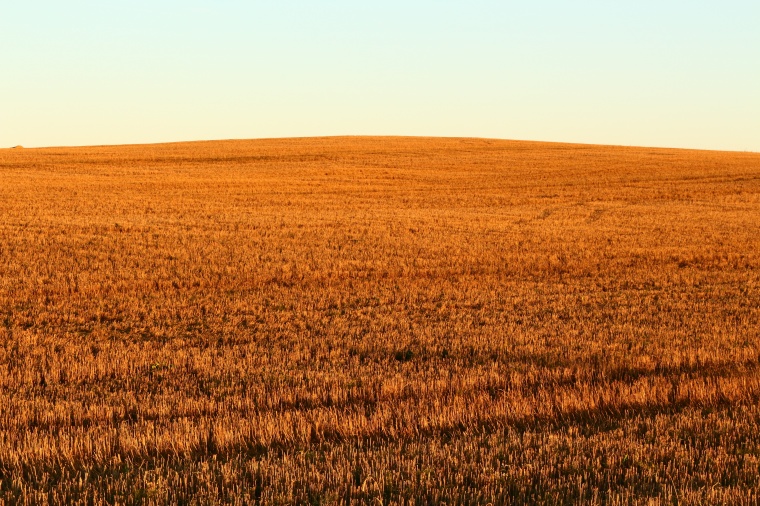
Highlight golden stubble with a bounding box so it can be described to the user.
[0,137,759,504]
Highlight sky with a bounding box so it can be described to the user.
[1,1,759,151]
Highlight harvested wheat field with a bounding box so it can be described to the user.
[0,136,759,504]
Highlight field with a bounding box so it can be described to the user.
[0,136,759,504]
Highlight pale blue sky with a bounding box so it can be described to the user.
[1,1,758,150]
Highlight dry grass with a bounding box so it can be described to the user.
[0,136,759,504]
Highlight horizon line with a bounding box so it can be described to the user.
[4,135,759,155]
